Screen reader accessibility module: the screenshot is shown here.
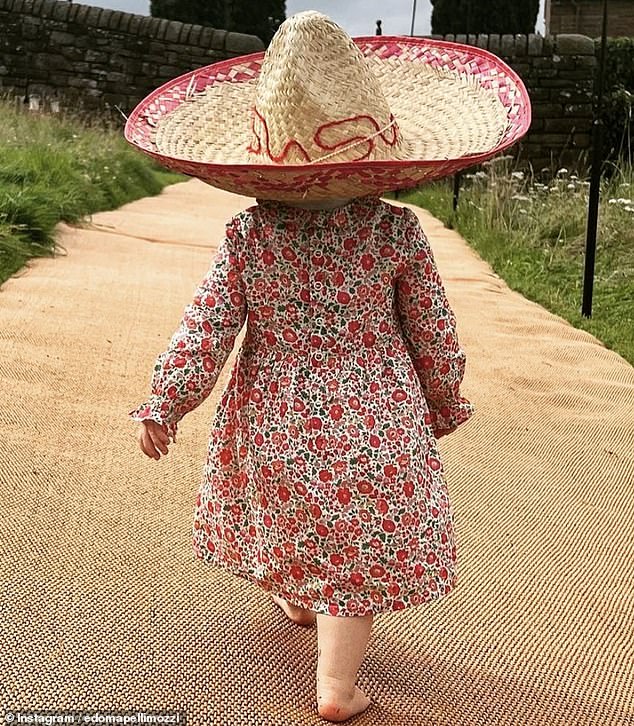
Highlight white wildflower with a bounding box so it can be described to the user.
[511,194,531,201]
[557,167,568,176]
[567,183,576,190]
[475,171,487,179]
[511,171,525,180]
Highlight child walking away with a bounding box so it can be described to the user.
[126,12,531,723]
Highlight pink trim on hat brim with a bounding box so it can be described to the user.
[124,36,532,195]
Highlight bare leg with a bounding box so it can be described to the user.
[315,611,373,721]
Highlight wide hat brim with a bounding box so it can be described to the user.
[124,36,532,201]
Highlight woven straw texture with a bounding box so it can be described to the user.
[1,180,633,725]
[125,13,531,200]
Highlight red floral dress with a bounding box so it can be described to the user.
[128,196,474,617]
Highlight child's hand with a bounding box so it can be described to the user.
[136,420,170,460]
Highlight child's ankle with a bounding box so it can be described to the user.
[316,672,356,698]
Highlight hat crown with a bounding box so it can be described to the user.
[248,11,405,165]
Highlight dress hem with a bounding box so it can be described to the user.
[192,542,458,618]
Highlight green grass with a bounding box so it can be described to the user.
[398,156,634,367]
[0,99,185,286]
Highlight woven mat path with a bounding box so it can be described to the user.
[1,179,632,725]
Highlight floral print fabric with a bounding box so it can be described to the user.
[129,196,474,617]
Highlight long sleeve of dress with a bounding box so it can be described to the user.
[395,206,475,438]
[128,215,247,444]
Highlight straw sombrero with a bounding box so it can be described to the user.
[124,10,531,202]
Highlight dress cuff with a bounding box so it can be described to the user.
[426,396,475,438]
[128,396,179,444]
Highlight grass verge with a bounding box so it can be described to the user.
[398,156,634,367]
[0,99,185,286]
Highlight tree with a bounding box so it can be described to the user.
[150,0,286,46]
[430,0,461,35]
[431,0,540,35]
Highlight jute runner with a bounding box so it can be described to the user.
[1,179,632,725]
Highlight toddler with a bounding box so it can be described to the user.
[126,8,528,722]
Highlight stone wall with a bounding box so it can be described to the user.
[0,0,264,114]
[0,0,597,172]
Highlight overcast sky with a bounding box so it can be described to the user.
[85,0,546,36]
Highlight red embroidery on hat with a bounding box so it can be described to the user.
[248,109,262,155]
[247,107,400,164]
[314,113,399,161]
[247,107,311,163]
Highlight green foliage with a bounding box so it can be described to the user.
[150,0,224,26]
[399,156,634,366]
[150,0,286,45]
[0,100,184,285]
[430,0,460,35]
[431,0,539,34]
[600,37,634,164]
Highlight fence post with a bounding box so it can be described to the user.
[582,0,608,318]
[452,171,462,211]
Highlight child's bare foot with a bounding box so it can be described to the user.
[270,593,316,626]
[316,674,371,722]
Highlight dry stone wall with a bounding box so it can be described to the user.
[0,0,598,172]
[0,0,264,115]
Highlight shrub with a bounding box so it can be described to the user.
[599,37,634,164]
